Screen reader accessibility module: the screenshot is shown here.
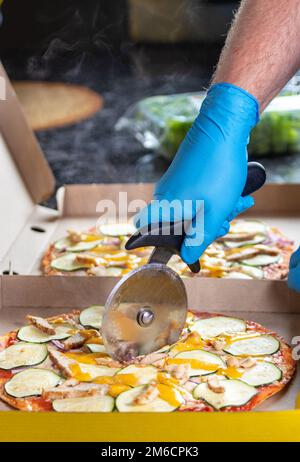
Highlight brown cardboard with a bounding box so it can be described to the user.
[0,59,299,275]
[1,181,300,275]
[0,63,55,204]
[0,275,299,413]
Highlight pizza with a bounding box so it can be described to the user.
[0,307,295,413]
[42,219,294,280]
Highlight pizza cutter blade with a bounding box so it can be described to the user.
[102,161,266,362]
[102,260,188,362]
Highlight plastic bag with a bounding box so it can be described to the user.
[116,91,300,159]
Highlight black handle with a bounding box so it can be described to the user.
[126,162,266,273]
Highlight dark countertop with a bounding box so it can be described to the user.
[2,45,300,208]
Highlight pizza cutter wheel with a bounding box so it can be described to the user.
[102,162,266,362]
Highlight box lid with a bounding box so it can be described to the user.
[0,62,55,262]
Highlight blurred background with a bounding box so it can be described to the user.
[1,0,300,207]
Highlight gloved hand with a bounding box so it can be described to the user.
[288,247,300,292]
[135,83,260,264]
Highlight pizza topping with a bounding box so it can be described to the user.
[75,254,105,266]
[226,356,240,368]
[27,316,56,335]
[240,361,282,386]
[170,350,226,376]
[224,335,280,356]
[207,376,225,394]
[52,395,115,413]
[0,308,295,413]
[51,254,94,272]
[133,382,159,405]
[229,220,267,235]
[241,254,281,267]
[240,358,257,369]
[116,365,158,386]
[42,381,108,400]
[212,339,226,351]
[48,348,76,378]
[219,232,258,242]
[79,305,104,329]
[95,357,123,368]
[138,352,168,366]
[193,379,258,410]
[190,316,246,339]
[63,333,86,351]
[67,229,83,243]
[18,323,73,344]
[0,342,48,370]
[116,385,183,412]
[165,363,191,382]
[4,368,61,398]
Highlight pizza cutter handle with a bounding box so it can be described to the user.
[126,161,266,273]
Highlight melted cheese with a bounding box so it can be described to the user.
[157,384,182,407]
[172,332,204,353]
[93,373,139,388]
[65,352,108,365]
[167,358,217,372]
[109,384,131,397]
[69,363,92,382]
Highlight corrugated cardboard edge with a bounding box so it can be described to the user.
[2,275,300,313]
[59,183,300,217]
[0,62,55,203]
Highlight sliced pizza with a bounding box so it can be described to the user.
[42,219,294,280]
[0,307,296,413]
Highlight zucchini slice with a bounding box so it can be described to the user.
[224,235,266,249]
[240,361,282,386]
[190,316,246,339]
[224,335,280,356]
[116,385,182,412]
[0,342,48,370]
[98,223,136,237]
[52,395,114,412]
[54,238,101,252]
[5,368,61,398]
[193,379,257,410]
[174,350,225,376]
[79,305,104,329]
[116,365,158,385]
[230,220,267,235]
[86,344,107,354]
[241,254,280,267]
[77,363,119,379]
[18,323,73,344]
[231,264,264,280]
[51,254,91,272]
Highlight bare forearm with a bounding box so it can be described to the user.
[213,0,300,110]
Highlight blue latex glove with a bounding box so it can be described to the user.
[135,83,260,264]
[288,247,300,292]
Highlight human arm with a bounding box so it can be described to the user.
[135,0,300,264]
[213,0,300,110]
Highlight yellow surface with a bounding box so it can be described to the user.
[0,411,300,442]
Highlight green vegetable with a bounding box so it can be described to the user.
[120,93,300,159]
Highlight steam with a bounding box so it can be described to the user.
[26,3,112,79]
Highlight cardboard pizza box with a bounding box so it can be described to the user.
[1,61,300,441]
[0,275,299,442]
[0,60,300,276]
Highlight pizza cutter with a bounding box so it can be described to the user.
[102,162,266,362]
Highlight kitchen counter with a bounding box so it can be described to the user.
[2,45,300,208]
